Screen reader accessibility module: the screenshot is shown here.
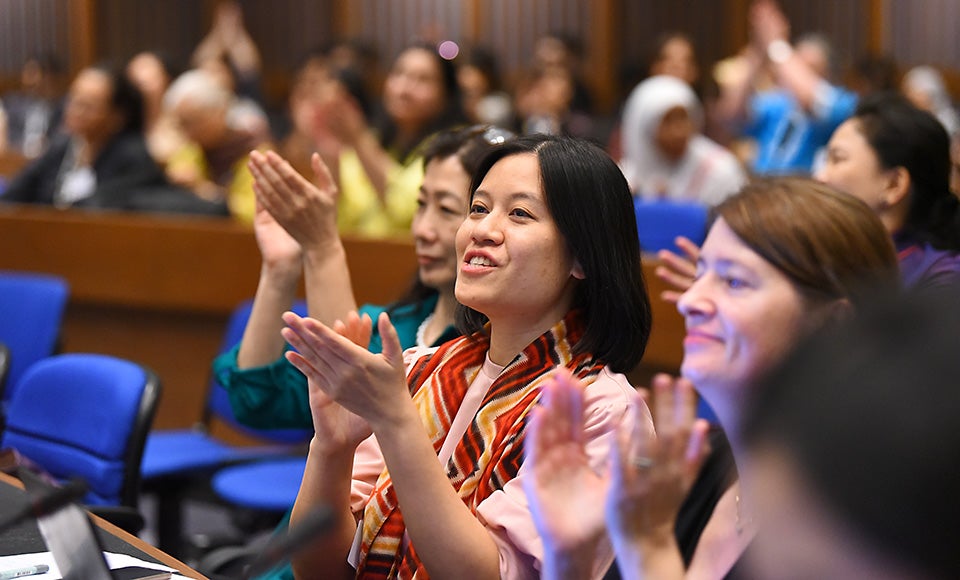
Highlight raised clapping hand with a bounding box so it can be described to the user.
[281,310,411,446]
[523,371,610,567]
[750,0,790,51]
[655,236,700,303]
[249,150,340,254]
[606,375,710,578]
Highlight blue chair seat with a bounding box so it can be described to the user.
[212,457,307,513]
[0,353,160,509]
[140,431,292,480]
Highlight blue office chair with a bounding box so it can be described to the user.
[0,354,161,530]
[0,271,70,417]
[140,298,312,555]
[634,198,709,254]
[211,455,307,514]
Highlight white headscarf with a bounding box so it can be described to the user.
[619,75,744,205]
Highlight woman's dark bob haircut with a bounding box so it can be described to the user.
[456,134,652,373]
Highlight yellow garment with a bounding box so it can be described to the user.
[336,148,423,238]
[166,143,261,225]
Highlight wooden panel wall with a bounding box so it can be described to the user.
[95,0,206,69]
[887,0,960,68]
[2,1,959,121]
[0,0,71,91]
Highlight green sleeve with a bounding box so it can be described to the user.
[212,344,313,430]
[212,298,435,431]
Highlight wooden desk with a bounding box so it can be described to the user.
[0,204,684,433]
[0,471,206,579]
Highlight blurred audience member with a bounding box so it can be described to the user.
[516,32,596,139]
[192,0,270,138]
[743,285,960,580]
[2,64,164,207]
[192,0,263,106]
[125,50,187,166]
[280,48,372,180]
[717,0,857,175]
[532,31,594,115]
[847,52,899,97]
[0,53,65,158]
[648,32,700,89]
[311,42,466,237]
[816,93,960,289]
[620,75,745,204]
[457,47,513,128]
[164,69,271,223]
[901,65,959,138]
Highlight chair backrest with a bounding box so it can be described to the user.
[0,271,69,402]
[634,198,709,254]
[205,298,312,444]
[0,353,162,508]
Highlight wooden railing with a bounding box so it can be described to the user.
[0,204,683,436]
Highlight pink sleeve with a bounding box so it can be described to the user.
[475,368,646,579]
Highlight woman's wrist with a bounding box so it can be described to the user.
[368,396,421,440]
[309,435,361,463]
[302,237,347,269]
[260,256,302,284]
[543,535,603,580]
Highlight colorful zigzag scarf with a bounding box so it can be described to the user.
[355,310,606,578]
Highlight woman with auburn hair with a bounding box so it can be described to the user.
[280,135,652,579]
[524,177,900,579]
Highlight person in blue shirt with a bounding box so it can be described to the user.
[717,0,857,175]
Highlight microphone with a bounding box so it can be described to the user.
[0,478,88,533]
[242,505,336,579]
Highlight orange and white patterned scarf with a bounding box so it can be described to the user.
[355,310,606,579]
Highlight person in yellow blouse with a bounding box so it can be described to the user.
[310,42,466,237]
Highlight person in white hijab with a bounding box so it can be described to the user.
[902,65,960,139]
[620,75,746,205]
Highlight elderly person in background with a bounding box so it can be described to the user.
[164,69,271,223]
[125,50,187,167]
[620,75,746,205]
[2,64,164,208]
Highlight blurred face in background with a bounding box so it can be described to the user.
[816,119,896,220]
[651,36,699,86]
[412,155,471,292]
[173,97,229,149]
[126,52,171,101]
[655,105,694,162]
[383,47,446,131]
[64,68,122,144]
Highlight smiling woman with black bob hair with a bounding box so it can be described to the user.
[280,134,654,578]
[457,135,653,373]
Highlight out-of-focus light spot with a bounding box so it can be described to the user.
[438,40,460,60]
